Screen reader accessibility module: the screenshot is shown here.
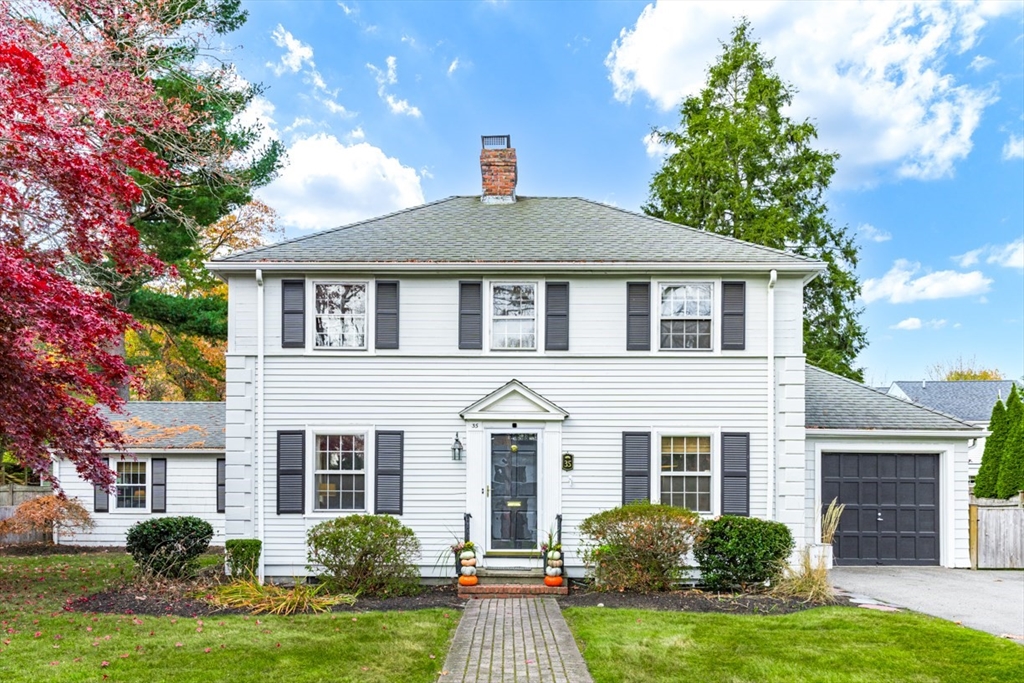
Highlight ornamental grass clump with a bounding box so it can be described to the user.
[306,514,421,597]
[695,515,794,591]
[579,501,700,592]
[773,547,836,604]
[211,577,354,615]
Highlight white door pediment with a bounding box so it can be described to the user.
[460,379,568,422]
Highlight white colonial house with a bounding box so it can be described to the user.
[187,136,980,578]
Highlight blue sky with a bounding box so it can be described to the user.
[227,1,1024,384]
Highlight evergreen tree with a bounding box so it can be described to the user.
[646,19,866,380]
[995,385,1024,499]
[973,399,1006,498]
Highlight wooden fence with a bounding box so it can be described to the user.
[0,484,52,545]
[970,494,1024,569]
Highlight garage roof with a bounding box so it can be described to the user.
[806,366,978,431]
[105,402,225,450]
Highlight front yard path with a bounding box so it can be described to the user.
[439,598,593,683]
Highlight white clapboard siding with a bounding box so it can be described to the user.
[55,454,226,547]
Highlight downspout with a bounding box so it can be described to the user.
[255,269,266,581]
[767,270,777,521]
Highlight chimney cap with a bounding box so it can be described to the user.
[482,134,511,150]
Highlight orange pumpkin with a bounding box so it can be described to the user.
[458,575,479,587]
[543,576,563,587]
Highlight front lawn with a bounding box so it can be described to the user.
[564,606,1023,683]
[0,551,458,683]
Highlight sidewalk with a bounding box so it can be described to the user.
[439,598,594,682]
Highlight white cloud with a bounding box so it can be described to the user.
[955,239,1024,269]
[1002,134,1024,160]
[321,98,355,117]
[257,134,425,231]
[858,223,892,243]
[337,2,354,15]
[346,126,365,142]
[368,56,398,87]
[268,25,314,76]
[284,116,314,133]
[642,131,675,158]
[953,247,983,267]
[367,56,421,117]
[861,259,992,304]
[891,317,948,330]
[969,55,995,71]
[448,58,460,77]
[606,1,1013,184]
[383,94,421,117]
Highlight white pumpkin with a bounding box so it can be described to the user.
[549,551,561,560]
[460,550,475,561]
[461,566,477,576]
[545,566,562,577]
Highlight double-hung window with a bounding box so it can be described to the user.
[116,461,147,509]
[491,283,536,350]
[660,283,713,350]
[660,436,711,514]
[314,434,366,511]
[314,283,367,349]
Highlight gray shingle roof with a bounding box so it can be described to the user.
[105,402,225,450]
[806,366,977,431]
[213,196,821,267]
[889,380,1020,423]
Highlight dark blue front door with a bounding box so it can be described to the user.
[490,433,538,550]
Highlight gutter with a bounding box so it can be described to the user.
[256,268,266,581]
[767,270,777,521]
[807,428,989,439]
[205,260,825,275]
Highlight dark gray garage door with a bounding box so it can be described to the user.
[822,453,939,566]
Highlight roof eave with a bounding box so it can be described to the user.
[206,260,825,274]
[806,428,988,439]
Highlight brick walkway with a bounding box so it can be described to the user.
[439,598,594,683]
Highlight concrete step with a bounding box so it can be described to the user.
[458,583,569,599]
[475,568,544,585]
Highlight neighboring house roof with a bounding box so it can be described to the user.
[886,380,1020,423]
[805,366,977,432]
[211,196,821,268]
[105,402,225,450]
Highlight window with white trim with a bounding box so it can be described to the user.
[491,283,536,350]
[660,283,712,350]
[314,283,367,349]
[314,434,366,511]
[660,436,711,513]
[116,461,147,509]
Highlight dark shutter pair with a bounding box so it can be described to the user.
[621,432,750,516]
[276,431,405,515]
[626,282,746,351]
[93,458,166,512]
[459,281,569,350]
[281,279,400,349]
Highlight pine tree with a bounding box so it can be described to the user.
[995,385,1024,499]
[973,399,1006,498]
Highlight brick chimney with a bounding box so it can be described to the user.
[480,135,516,203]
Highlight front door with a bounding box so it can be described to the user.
[490,433,539,551]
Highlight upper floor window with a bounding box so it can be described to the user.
[492,283,536,350]
[116,461,147,509]
[660,283,712,350]
[314,434,366,511]
[315,283,367,349]
[660,436,711,513]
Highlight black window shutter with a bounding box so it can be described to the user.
[216,458,226,514]
[277,431,305,514]
[626,282,651,351]
[721,282,746,350]
[93,458,110,513]
[151,458,167,513]
[281,279,305,348]
[721,432,750,516]
[374,431,404,515]
[622,432,651,505]
[545,282,570,351]
[458,281,483,350]
[375,281,400,350]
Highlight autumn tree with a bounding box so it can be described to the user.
[973,399,1007,498]
[645,19,866,380]
[927,356,1004,381]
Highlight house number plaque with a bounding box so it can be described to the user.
[561,453,574,471]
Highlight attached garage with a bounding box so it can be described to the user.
[805,366,983,569]
[822,452,939,565]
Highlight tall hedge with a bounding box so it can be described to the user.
[995,385,1024,499]
[973,399,1007,498]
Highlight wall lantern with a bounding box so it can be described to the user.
[451,434,464,461]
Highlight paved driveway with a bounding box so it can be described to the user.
[831,567,1024,639]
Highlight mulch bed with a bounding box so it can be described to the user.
[333,584,466,613]
[0,543,128,557]
[68,589,245,618]
[559,584,851,615]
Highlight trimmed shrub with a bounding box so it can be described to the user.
[225,539,262,578]
[125,516,213,578]
[996,385,1024,499]
[695,515,794,591]
[973,398,1006,498]
[306,515,420,597]
[578,501,700,592]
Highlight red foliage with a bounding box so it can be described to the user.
[0,1,197,487]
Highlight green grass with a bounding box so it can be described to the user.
[0,552,458,682]
[564,606,1023,683]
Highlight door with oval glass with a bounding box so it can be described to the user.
[490,433,539,551]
